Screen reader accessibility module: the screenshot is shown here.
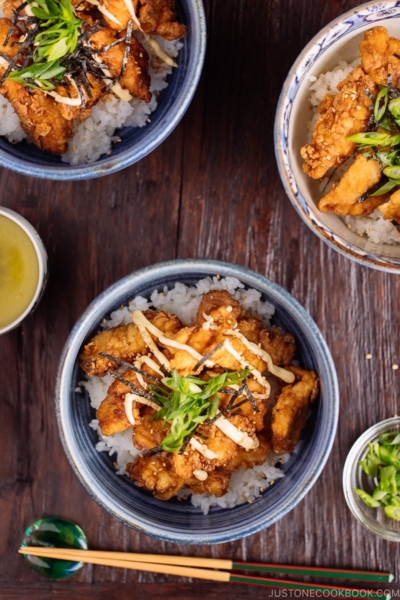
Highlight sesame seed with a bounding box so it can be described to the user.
[392,364,399,371]
[366,353,372,360]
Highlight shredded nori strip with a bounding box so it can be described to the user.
[392,219,400,232]
[99,352,162,384]
[108,372,163,406]
[356,176,389,203]
[242,382,259,412]
[192,341,225,372]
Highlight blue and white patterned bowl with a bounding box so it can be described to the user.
[0,0,205,180]
[55,259,339,544]
[274,1,400,272]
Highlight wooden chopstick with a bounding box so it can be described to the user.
[18,547,393,582]
[18,548,391,598]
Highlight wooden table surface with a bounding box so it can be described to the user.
[1,0,400,598]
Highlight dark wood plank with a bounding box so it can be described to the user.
[1,0,400,597]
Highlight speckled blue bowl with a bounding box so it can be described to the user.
[55,259,339,544]
[0,0,205,180]
[274,1,400,272]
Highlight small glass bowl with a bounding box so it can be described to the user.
[343,416,400,542]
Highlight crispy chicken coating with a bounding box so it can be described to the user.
[187,470,230,497]
[100,0,187,40]
[80,310,182,377]
[0,80,74,154]
[318,154,383,216]
[259,327,296,366]
[223,433,271,473]
[301,66,378,179]
[360,26,400,88]
[96,391,138,436]
[378,189,400,221]
[89,26,151,102]
[0,19,74,154]
[133,406,167,450]
[271,365,319,454]
[127,452,186,500]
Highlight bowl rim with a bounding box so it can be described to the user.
[0,0,206,181]
[274,0,400,273]
[342,415,400,542]
[55,258,339,544]
[0,207,48,334]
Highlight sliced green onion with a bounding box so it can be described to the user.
[347,132,392,145]
[354,489,381,508]
[389,97,400,122]
[374,87,388,122]
[369,179,400,197]
[384,505,400,521]
[383,165,400,179]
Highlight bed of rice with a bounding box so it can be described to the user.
[307,60,400,245]
[79,276,291,515]
[0,6,182,165]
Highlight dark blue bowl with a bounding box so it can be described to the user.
[0,0,206,180]
[55,259,339,544]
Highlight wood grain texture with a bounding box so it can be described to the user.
[1,0,400,598]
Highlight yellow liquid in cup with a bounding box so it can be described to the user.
[0,215,40,330]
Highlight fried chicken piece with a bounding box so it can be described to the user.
[100,0,187,39]
[137,0,187,39]
[0,17,20,55]
[96,392,137,436]
[225,378,267,432]
[133,406,167,450]
[80,310,182,377]
[2,0,25,18]
[360,26,390,86]
[96,367,159,435]
[0,80,74,154]
[223,433,271,472]
[259,327,296,366]
[271,365,319,455]
[187,470,230,497]
[126,452,186,500]
[55,74,105,124]
[359,27,400,88]
[378,188,400,220]
[195,290,242,325]
[195,424,239,468]
[89,26,151,102]
[301,66,378,179]
[318,154,382,216]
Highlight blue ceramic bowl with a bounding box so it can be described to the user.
[274,1,400,272]
[0,0,205,180]
[55,259,339,544]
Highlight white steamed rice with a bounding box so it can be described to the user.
[0,5,182,165]
[307,60,400,245]
[79,276,291,515]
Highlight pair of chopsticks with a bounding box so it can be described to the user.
[19,547,392,599]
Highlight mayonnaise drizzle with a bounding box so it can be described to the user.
[119,0,178,67]
[131,310,204,362]
[124,394,136,425]
[124,391,159,411]
[213,415,259,451]
[189,437,217,460]
[87,0,123,25]
[193,469,208,481]
[134,355,164,389]
[225,329,295,383]
[134,320,171,370]
[223,338,271,394]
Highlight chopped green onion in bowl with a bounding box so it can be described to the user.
[343,417,400,542]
